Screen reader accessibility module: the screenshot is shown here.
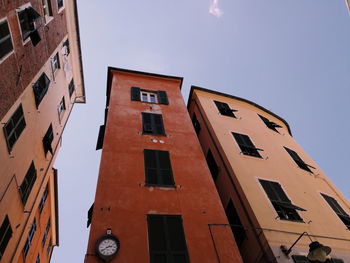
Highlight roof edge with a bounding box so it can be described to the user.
[187,85,292,136]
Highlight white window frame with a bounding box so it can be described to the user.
[42,0,53,24]
[57,96,66,121]
[0,17,14,64]
[57,0,65,13]
[141,91,158,103]
[51,52,60,75]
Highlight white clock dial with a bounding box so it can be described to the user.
[98,238,118,256]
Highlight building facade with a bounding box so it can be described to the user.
[0,0,85,262]
[85,68,243,263]
[187,86,350,263]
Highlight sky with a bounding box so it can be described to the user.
[51,0,350,262]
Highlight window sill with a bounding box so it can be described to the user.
[44,16,54,25]
[57,7,65,14]
[144,183,176,189]
[278,218,305,223]
[142,132,167,137]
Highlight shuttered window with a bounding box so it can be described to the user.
[192,113,201,135]
[18,7,41,42]
[68,79,75,97]
[258,114,281,132]
[0,216,12,260]
[142,113,165,135]
[214,100,237,118]
[131,87,169,105]
[206,149,219,181]
[33,73,50,107]
[20,162,37,205]
[23,218,37,258]
[225,200,246,247]
[144,149,174,186]
[321,194,350,230]
[41,219,51,247]
[43,124,54,155]
[284,147,313,173]
[57,0,64,10]
[232,132,262,158]
[39,185,49,213]
[3,104,26,151]
[259,179,305,221]
[148,215,189,263]
[0,19,13,60]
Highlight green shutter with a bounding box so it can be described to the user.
[157,91,168,105]
[131,87,141,101]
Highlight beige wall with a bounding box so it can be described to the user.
[189,88,350,262]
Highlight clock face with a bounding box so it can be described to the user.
[98,238,118,256]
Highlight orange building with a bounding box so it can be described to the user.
[85,68,243,263]
[187,86,350,263]
[0,1,84,262]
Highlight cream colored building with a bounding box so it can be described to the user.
[0,1,84,262]
[188,86,350,263]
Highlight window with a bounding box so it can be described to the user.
[63,38,69,55]
[0,216,12,260]
[225,200,246,247]
[232,132,262,158]
[39,185,49,213]
[36,254,40,263]
[291,255,309,263]
[321,193,350,230]
[41,219,50,247]
[144,149,174,186]
[131,87,169,105]
[147,215,189,263]
[206,149,219,181]
[258,114,281,132]
[17,6,41,45]
[191,113,201,135]
[57,97,66,119]
[0,19,13,60]
[33,73,50,107]
[214,100,237,118]
[142,113,165,135]
[57,0,64,11]
[141,91,158,103]
[43,124,54,155]
[19,162,37,205]
[46,239,52,256]
[23,218,37,258]
[68,79,75,97]
[284,147,314,173]
[51,52,60,73]
[3,104,26,151]
[259,179,305,221]
[42,0,53,23]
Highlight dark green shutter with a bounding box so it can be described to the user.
[157,91,168,105]
[0,215,12,260]
[131,87,141,101]
[206,149,219,181]
[154,114,165,135]
[142,113,165,135]
[144,150,174,186]
[96,125,105,150]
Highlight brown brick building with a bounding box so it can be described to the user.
[0,0,84,262]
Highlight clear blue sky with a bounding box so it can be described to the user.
[51,0,350,261]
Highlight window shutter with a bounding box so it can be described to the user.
[142,113,153,133]
[192,113,201,134]
[144,149,159,184]
[144,150,174,186]
[20,162,37,204]
[87,203,94,228]
[154,114,165,135]
[0,215,12,260]
[157,91,168,105]
[131,87,141,101]
[206,149,219,181]
[322,194,349,217]
[260,180,280,202]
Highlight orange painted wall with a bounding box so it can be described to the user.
[85,69,243,263]
[188,87,350,262]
